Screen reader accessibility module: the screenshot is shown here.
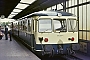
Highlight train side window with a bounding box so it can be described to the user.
[21,20,27,31]
[14,23,18,29]
[18,21,20,30]
[27,18,32,32]
[18,21,22,30]
[24,20,27,31]
[27,20,31,32]
[21,21,23,30]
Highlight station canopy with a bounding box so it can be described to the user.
[0,0,68,19]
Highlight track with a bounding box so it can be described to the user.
[40,54,83,60]
[40,55,66,60]
[62,55,83,60]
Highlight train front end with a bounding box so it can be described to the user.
[34,16,78,56]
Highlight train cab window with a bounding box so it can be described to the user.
[53,19,67,32]
[67,19,78,32]
[38,19,52,32]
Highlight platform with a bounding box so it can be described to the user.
[0,36,40,60]
[73,51,90,60]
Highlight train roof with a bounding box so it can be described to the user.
[28,11,76,17]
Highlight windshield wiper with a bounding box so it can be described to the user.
[55,26,66,33]
[43,29,52,32]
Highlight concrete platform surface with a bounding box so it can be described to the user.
[73,52,90,60]
[0,36,40,60]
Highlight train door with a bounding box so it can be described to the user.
[33,19,37,51]
[27,18,32,48]
[30,18,37,51]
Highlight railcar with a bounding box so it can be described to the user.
[13,11,78,56]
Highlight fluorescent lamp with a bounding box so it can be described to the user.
[8,0,36,18]
[20,0,36,4]
[11,12,19,15]
[13,9,22,12]
[15,3,29,9]
[8,15,16,18]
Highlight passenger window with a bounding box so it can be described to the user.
[21,21,23,30]
[23,21,26,31]
[27,20,31,32]
[27,18,32,32]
